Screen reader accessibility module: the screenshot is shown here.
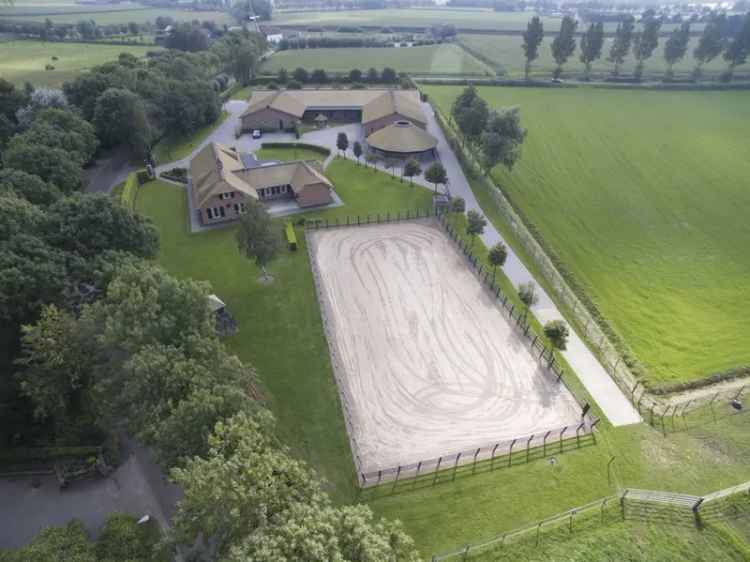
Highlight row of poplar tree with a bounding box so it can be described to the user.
[519,11,750,81]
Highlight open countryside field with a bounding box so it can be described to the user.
[136,150,750,557]
[0,40,159,86]
[0,6,232,25]
[459,34,750,81]
[273,8,699,33]
[262,44,493,75]
[425,85,750,388]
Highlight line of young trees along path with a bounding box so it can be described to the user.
[520,11,750,81]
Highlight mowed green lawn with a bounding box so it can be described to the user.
[136,151,750,557]
[261,44,493,75]
[0,40,157,86]
[135,157,434,504]
[459,34,749,81]
[470,513,750,561]
[425,85,750,387]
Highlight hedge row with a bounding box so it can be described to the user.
[120,172,139,210]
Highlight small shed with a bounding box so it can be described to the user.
[207,294,226,314]
[208,294,237,337]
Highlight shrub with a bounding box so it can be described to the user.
[286,80,302,90]
[544,320,569,350]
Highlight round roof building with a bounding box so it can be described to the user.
[366,120,438,158]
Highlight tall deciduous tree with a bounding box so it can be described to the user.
[544,319,569,350]
[550,15,578,79]
[43,193,159,259]
[0,169,61,207]
[93,88,151,156]
[693,13,727,79]
[403,157,421,185]
[481,107,526,171]
[424,161,447,193]
[451,85,488,142]
[170,411,323,558]
[522,16,545,79]
[722,13,750,81]
[465,209,486,250]
[3,142,86,193]
[15,305,95,430]
[336,131,348,155]
[664,22,692,78]
[236,198,281,281]
[608,15,636,76]
[632,17,662,79]
[488,242,507,283]
[579,22,605,80]
[352,141,362,164]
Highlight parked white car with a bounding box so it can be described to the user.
[252,129,262,139]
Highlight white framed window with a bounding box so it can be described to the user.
[220,192,233,200]
[206,208,213,219]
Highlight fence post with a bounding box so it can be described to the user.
[472,447,481,473]
[462,545,470,560]
[393,465,402,488]
[416,461,422,478]
[576,422,585,446]
[536,522,542,546]
[542,430,552,456]
[508,439,516,467]
[453,453,462,481]
[601,497,609,523]
[377,470,382,485]
[433,457,442,485]
[559,426,567,452]
[607,455,616,486]
[526,434,534,462]
[491,443,499,468]
[569,509,576,532]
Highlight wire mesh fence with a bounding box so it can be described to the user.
[427,103,749,424]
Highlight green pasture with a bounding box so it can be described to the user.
[425,85,750,387]
[0,40,157,86]
[459,34,750,81]
[261,43,493,75]
[0,7,231,25]
[469,511,750,561]
[273,8,699,33]
[136,151,750,557]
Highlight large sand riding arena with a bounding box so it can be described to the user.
[308,220,582,476]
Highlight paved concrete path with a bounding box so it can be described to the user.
[0,437,182,549]
[419,102,641,427]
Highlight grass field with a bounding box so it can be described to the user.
[0,7,232,25]
[0,40,157,86]
[261,44,493,75]
[459,34,749,81]
[136,152,750,557]
[424,85,750,388]
[256,146,327,162]
[272,8,699,33]
[469,509,750,561]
